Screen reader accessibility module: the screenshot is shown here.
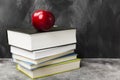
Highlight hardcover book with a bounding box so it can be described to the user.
[14,53,77,70]
[12,50,74,64]
[7,27,76,51]
[17,59,80,79]
[11,44,75,59]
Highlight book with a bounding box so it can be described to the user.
[14,53,77,70]
[7,27,76,51]
[17,59,80,79]
[11,44,75,59]
[12,50,74,64]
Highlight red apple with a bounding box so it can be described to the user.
[32,10,55,31]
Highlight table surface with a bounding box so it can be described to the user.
[0,58,120,80]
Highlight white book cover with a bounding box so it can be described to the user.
[11,44,75,59]
[14,53,77,70]
[12,50,74,64]
[7,27,76,51]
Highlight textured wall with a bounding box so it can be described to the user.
[75,0,120,58]
[0,0,120,57]
[0,0,34,57]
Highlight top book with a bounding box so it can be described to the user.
[7,27,76,51]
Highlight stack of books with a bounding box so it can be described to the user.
[7,27,80,79]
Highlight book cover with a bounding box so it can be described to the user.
[11,44,75,59]
[7,27,76,51]
[8,26,75,34]
[17,59,80,79]
[14,53,77,70]
[12,50,74,64]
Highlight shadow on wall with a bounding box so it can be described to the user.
[0,0,120,58]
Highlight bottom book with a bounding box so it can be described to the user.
[17,59,80,79]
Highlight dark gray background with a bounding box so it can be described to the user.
[0,0,120,58]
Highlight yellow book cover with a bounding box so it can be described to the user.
[17,59,81,79]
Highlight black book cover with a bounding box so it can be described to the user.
[8,26,75,34]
